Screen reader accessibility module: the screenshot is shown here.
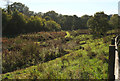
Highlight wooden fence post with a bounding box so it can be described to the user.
[108,45,115,80]
[111,38,115,45]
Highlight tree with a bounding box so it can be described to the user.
[44,16,52,21]
[109,14,119,29]
[27,16,44,32]
[9,2,32,16]
[109,14,120,34]
[43,11,58,22]
[87,12,109,36]
[6,11,27,35]
[62,15,74,30]
[2,10,12,35]
[7,5,12,14]
[45,20,61,31]
[57,14,66,30]
[36,12,44,17]
[73,15,82,30]
[81,15,92,29]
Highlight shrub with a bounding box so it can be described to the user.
[87,51,97,59]
[2,39,69,73]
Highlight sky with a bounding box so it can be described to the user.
[0,0,119,17]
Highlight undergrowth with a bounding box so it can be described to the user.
[2,30,115,79]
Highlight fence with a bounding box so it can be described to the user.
[108,35,120,80]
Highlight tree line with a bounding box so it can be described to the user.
[1,2,120,36]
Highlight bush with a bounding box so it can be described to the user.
[2,40,68,73]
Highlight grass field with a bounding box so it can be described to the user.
[1,30,115,79]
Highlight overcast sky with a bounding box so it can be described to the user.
[0,0,119,17]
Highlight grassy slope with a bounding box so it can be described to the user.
[2,31,115,79]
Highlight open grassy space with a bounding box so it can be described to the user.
[2,30,115,79]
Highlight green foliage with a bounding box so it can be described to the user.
[2,11,12,34]
[2,30,115,79]
[2,32,67,73]
[9,2,30,16]
[45,20,61,31]
[62,15,74,30]
[81,15,92,29]
[2,2,119,37]
[43,11,91,31]
[1,1,119,79]
[109,14,118,29]
[2,41,67,73]
[44,16,52,21]
[27,16,44,32]
[4,11,27,35]
[109,14,120,34]
[43,10,58,22]
[87,12,109,36]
